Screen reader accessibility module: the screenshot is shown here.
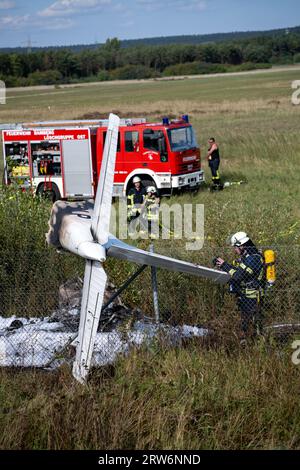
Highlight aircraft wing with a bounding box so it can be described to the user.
[72,259,107,384]
[105,236,230,284]
[91,113,120,246]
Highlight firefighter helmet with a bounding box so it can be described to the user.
[230,231,250,247]
[133,176,141,184]
[146,186,156,194]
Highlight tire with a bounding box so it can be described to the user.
[37,182,60,203]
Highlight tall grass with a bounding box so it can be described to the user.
[0,186,83,317]
[0,343,299,450]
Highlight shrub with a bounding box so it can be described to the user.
[27,70,63,86]
[226,62,272,72]
[293,53,300,63]
[97,70,110,81]
[110,65,158,80]
[163,62,227,76]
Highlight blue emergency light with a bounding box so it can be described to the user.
[162,117,169,125]
[182,114,189,123]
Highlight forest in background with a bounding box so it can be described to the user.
[1,28,300,87]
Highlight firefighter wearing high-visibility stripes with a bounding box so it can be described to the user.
[215,232,265,341]
[127,176,146,222]
[207,137,222,190]
[143,186,160,238]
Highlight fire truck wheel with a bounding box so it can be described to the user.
[37,183,61,203]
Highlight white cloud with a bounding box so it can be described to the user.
[0,0,110,32]
[136,0,207,12]
[0,13,74,32]
[121,19,135,28]
[0,14,30,29]
[0,0,15,9]
[43,18,76,30]
[38,0,111,18]
[184,1,207,11]
[112,2,128,13]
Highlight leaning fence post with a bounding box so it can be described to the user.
[150,244,160,324]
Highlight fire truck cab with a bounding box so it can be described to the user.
[1,115,204,201]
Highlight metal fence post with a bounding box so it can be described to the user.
[150,244,160,323]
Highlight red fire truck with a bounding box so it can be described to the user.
[1,115,204,201]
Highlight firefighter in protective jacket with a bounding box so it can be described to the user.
[215,232,265,340]
[143,186,160,238]
[127,176,146,222]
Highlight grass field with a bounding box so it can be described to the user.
[0,68,300,449]
[2,68,300,247]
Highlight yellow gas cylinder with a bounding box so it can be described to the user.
[264,249,276,286]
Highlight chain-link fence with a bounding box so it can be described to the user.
[0,245,299,370]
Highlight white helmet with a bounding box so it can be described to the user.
[133,176,141,184]
[230,231,250,247]
[146,186,156,194]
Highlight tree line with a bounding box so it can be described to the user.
[1,32,300,87]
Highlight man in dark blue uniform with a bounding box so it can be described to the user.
[215,232,265,342]
[127,176,146,222]
[127,176,147,237]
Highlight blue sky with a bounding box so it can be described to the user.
[0,0,300,48]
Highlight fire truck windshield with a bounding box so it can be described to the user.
[167,126,198,152]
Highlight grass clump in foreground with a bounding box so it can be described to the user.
[0,343,299,450]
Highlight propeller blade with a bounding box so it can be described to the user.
[72,260,107,384]
[105,236,230,284]
[91,113,120,245]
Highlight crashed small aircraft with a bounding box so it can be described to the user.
[47,113,229,384]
